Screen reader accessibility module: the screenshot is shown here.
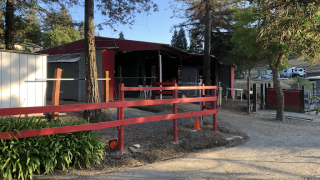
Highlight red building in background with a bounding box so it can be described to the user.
[37,37,234,101]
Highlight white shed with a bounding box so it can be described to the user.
[0,50,47,108]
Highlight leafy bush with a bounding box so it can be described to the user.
[0,117,105,180]
[290,77,312,89]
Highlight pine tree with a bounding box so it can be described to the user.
[171,29,178,46]
[42,6,81,48]
[15,9,42,45]
[43,5,75,32]
[119,31,125,39]
[169,0,234,87]
[176,27,188,50]
[188,40,203,53]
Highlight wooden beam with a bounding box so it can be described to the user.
[35,78,111,81]
[105,71,109,110]
[122,86,218,91]
[0,109,217,139]
[0,96,217,116]
[247,77,250,114]
[51,68,62,120]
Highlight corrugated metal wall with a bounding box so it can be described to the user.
[0,51,47,108]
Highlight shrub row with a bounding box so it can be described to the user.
[0,117,106,180]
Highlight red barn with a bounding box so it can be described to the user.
[37,37,235,101]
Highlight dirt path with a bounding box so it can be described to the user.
[74,108,320,180]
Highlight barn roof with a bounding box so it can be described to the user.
[36,36,227,65]
[47,53,80,63]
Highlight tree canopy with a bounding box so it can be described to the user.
[15,9,42,45]
[231,0,320,120]
[43,26,81,48]
[171,27,188,50]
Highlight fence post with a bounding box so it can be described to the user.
[265,84,268,109]
[201,83,205,121]
[253,84,257,112]
[151,66,156,99]
[105,71,109,110]
[247,77,250,114]
[172,80,178,143]
[218,82,221,107]
[51,68,62,120]
[313,82,315,95]
[260,83,264,110]
[301,86,305,113]
[117,83,124,152]
[213,88,217,131]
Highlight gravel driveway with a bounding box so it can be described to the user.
[75,108,320,180]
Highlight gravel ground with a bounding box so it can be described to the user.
[34,98,320,180]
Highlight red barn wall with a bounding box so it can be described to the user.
[102,49,115,101]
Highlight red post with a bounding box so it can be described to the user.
[201,83,205,121]
[172,80,178,143]
[213,89,217,131]
[118,83,124,152]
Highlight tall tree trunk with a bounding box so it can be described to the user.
[271,66,284,121]
[84,0,101,121]
[5,0,14,50]
[248,69,251,77]
[203,0,211,94]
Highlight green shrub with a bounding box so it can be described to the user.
[290,77,312,89]
[0,117,105,180]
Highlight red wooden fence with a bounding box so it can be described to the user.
[156,82,175,95]
[0,83,218,152]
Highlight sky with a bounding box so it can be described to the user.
[68,0,186,45]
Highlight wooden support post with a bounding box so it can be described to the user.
[151,66,156,99]
[105,71,109,110]
[219,87,223,107]
[313,82,315,95]
[247,77,250,114]
[265,84,268,109]
[201,83,205,121]
[117,83,124,152]
[118,66,122,83]
[213,89,217,131]
[172,80,178,143]
[253,84,257,112]
[301,86,305,113]
[51,68,62,120]
[261,83,264,110]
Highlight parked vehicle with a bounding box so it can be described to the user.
[292,68,306,77]
[264,72,273,79]
[252,74,259,78]
[281,67,296,78]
